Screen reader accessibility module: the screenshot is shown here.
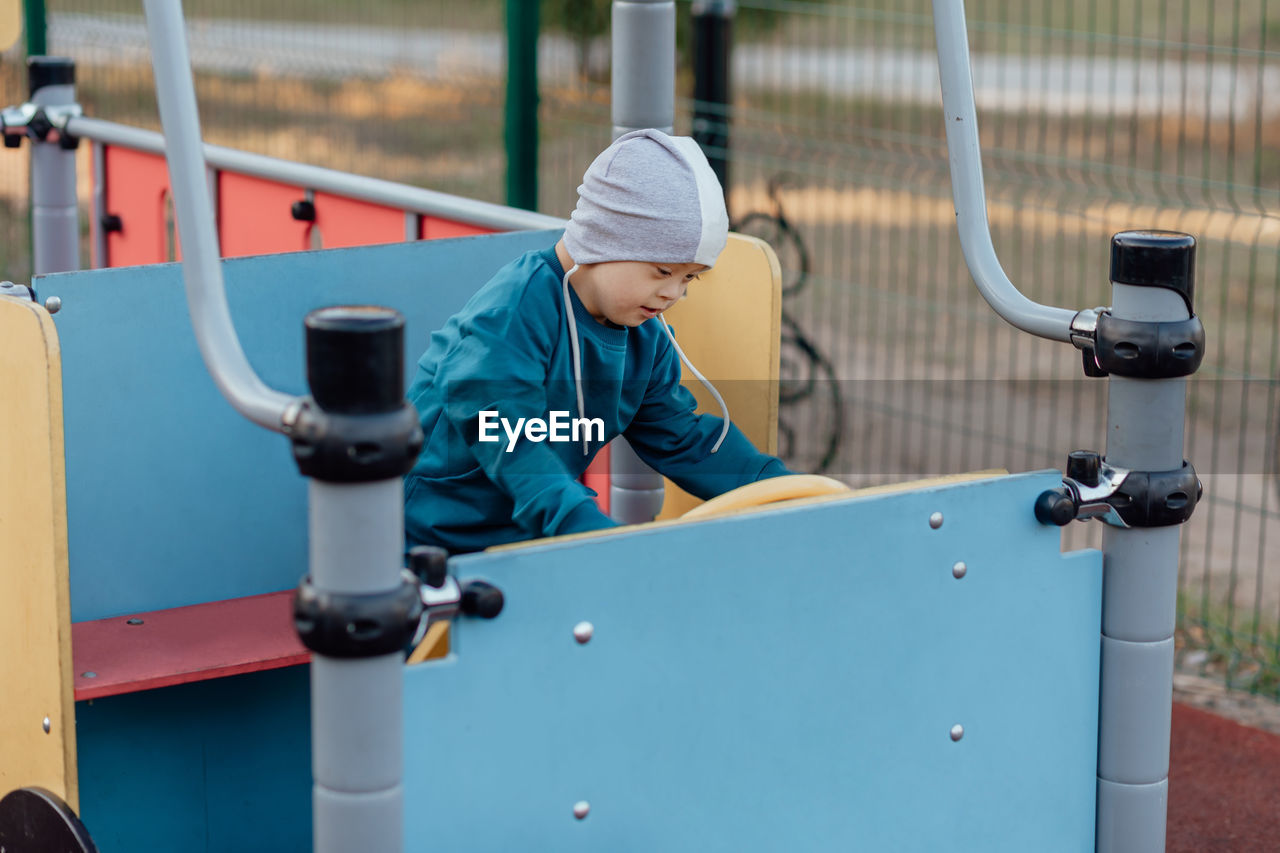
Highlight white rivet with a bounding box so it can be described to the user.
[950,724,964,742]
[44,296,61,314]
[929,512,944,529]
[952,561,967,579]
[573,800,590,820]
[81,671,97,679]
[42,716,51,734]
[573,621,594,644]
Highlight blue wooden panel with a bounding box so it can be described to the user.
[39,230,561,620]
[404,471,1102,852]
[75,667,311,853]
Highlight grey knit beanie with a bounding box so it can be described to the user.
[563,129,729,269]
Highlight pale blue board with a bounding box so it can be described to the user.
[404,471,1102,853]
[37,230,561,620]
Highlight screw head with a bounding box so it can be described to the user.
[573,800,590,820]
[950,724,965,742]
[929,512,944,529]
[126,617,144,625]
[42,716,51,734]
[952,561,967,579]
[44,296,61,314]
[573,621,594,644]
[80,671,97,679]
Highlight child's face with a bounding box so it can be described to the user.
[577,261,707,327]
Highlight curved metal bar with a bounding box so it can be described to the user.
[66,116,566,232]
[142,0,294,431]
[931,0,1077,343]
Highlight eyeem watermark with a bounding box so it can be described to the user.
[479,410,605,453]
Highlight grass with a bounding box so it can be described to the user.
[1179,594,1280,700]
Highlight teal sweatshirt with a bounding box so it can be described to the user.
[404,246,789,553]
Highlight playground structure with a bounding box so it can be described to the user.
[0,2,1205,852]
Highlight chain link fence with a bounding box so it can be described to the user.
[1,0,1276,701]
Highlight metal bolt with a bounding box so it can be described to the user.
[573,801,590,820]
[81,671,97,679]
[950,724,964,742]
[952,561,967,579]
[44,296,61,314]
[280,399,305,435]
[42,716,51,734]
[929,512,944,529]
[126,617,144,625]
[573,621,594,644]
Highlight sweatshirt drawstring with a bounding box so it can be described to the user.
[561,264,589,455]
[562,263,731,456]
[658,315,731,453]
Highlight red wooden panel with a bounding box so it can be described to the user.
[71,590,308,701]
[310,192,408,249]
[102,146,174,268]
[218,172,309,258]
[582,442,611,514]
[419,215,493,241]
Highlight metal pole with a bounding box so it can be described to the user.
[65,116,565,233]
[143,0,295,431]
[28,57,78,276]
[927,3,1203,847]
[22,0,46,57]
[139,9,423,848]
[291,308,424,853]
[609,0,676,522]
[930,0,1077,343]
[1095,233,1197,853]
[308,482,405,853]
[611,0,675,137]
[504,0,539,211]
[692,0,734,200]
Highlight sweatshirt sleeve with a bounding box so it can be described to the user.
[434,306,618,538]
[623,330,792,500]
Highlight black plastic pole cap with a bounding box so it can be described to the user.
[304,305,405,415]
[1110,231,1196,311]
[28,57,76,96]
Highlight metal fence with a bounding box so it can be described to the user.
[2,0,1277,700]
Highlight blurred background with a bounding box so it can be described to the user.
[2,0,1277,703]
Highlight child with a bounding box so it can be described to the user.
[404,129,790,553]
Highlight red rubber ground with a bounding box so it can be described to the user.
[1168,702,1280,851]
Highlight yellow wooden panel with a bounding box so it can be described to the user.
[0,297,77,808]
[0,0,20,53]
[406,621,451,665]
[656,233,782,519]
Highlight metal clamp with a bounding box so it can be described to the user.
[1069,307,1105,350]
[408,546,505,630]
[1067,307,1204,379]
[1093,312,1205,379]
[1035,451,1202,529]
[1068,307,1108,377]
[286,398,424,484]
[1,102,83,149]
[294,571,425,659]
